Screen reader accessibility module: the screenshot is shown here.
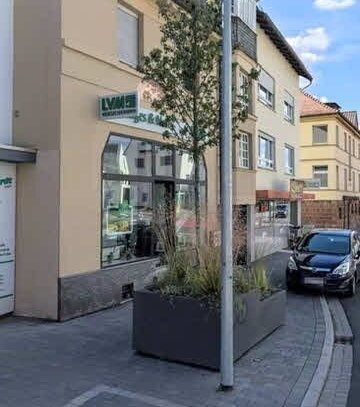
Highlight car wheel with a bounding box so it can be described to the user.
[286,279,299,292]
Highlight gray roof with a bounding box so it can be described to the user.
[341,111,359,130]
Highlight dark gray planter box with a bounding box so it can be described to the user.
[133,289,286,370]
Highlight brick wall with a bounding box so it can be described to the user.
[302,200,360,229]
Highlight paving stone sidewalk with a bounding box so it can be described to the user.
[0,291,325,407]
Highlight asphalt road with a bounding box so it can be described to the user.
[341,292,360,407]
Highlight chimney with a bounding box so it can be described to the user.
[325,102,341,111]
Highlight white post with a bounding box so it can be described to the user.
[220,0,234,390]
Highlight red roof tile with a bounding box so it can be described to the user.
[301,93,338,116]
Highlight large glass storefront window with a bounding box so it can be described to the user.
[255,200,290,259]
[102,135,207,268]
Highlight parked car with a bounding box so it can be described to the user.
[286,229,360,296]
[275,204,289,219]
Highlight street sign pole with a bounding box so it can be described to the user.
[220,0,234,391]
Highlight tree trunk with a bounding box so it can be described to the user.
[194,153,201,250]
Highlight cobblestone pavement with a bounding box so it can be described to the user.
[0,291,325,407]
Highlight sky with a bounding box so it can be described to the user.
[260,0,360,113]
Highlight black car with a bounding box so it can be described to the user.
[286,229,360,296]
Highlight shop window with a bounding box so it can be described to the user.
[102,180,153,266]
[103,136,152,176]
[258,132,275,170]
[155,145,174,177]
[339,207,342,220]
[175,151,206,181]
[101,135,207,268]
[118,4,140,67]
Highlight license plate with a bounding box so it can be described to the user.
[304,277,324,286]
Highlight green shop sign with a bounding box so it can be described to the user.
[134,112,164,126]
[99,92,138,120]
[0,177,13,187]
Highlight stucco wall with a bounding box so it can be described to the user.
[256,26,301,193]
[59,0,218,277]
[300,115,360,200]
[13,0,62,319]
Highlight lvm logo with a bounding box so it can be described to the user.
[0,177,13,188]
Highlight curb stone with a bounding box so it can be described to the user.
[317,297,353,407]
[300,296,334,407]
[327,297,353,344]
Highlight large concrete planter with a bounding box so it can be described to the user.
[133,289,286,370]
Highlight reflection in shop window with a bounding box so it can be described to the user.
[175,151,206,181]
[175,184,206,247]
[102,180,153,266]
[103,136,152,176]
[155,145,174,177]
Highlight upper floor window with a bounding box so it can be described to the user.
[118,4,139,67]
[284,145,295,175]
[239,71,252,114]
[313,165,328,188]
[312,125,328,144]
[239,132,251,169]
[258,132,275,170]
[231,0,257,31]
[284,91,295,123]
[258,69,274,109]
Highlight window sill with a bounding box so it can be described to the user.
[258,98,275,111]
[257,166,276,172]
[284,117,295,126]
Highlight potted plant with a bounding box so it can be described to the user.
[133,213,286,370]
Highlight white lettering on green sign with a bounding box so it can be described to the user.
[99,93,138,119]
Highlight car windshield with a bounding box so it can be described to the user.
[298,233,350,255]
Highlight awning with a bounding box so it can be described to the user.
[256,190,315,201]
[0,144,36,163]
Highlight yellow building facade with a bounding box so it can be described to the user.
[9,0,311,320]
[300,93,360,228]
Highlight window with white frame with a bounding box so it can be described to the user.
[258,69,274,108]
[118,4,139,67]
[284,91,295,123]
[313,165,328,188]
[312,125,328,144]
[239,71,251,113]
[258,132,275,169]
[239,133,251,168]
[284,145,294,175]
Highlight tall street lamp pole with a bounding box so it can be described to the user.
[220,0,234,391]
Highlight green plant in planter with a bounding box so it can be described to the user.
[153,244,272,302]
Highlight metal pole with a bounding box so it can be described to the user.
[220,0,233,391]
